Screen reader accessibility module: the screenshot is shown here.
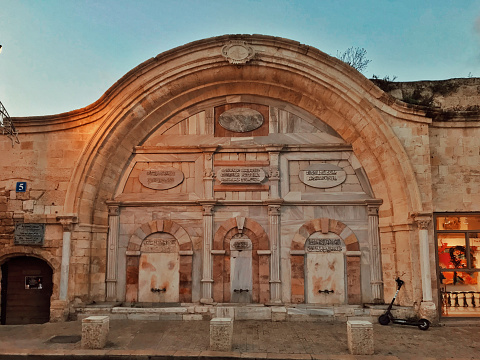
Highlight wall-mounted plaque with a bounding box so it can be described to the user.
[299,164,346,189]
[306,237,343,253]
[230,235,252,251]
[139,166,184,190]
[141,233,178,253]
[14,223,45,246]
[218,108,264,133]
[217,167,266,184]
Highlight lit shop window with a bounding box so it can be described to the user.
[436,215,480,316]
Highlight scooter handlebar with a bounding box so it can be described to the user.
[395,277,405,289]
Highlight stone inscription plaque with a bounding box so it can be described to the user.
[141,233,177,253]
[299,164,346,189]
[218,108,264,133]
[217,167,266,184]
[14,223,45,246]
[306,237,343,253]
[230,235,252,251]
[139,166,184,190]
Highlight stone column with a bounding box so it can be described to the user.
[366,200,383,303]
[268,203,282,303]
[201,203,215,304]
[106,205,120,301]
[57,215,77,301]
[414,213,436,319]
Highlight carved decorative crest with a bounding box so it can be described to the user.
[221,41,255,65]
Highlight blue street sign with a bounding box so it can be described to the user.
[16,182,27,192]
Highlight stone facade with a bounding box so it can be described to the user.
[1,35,480,323]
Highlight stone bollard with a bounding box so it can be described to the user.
[347,320,374,355]
[209,317,233,351]
[81,315,109,349]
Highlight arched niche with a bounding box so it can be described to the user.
[125,220,193,303]
[212,217,270,303]
[290,218,361,305]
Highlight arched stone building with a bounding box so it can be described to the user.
[1,35,480,323]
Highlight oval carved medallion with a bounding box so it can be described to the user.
[218,108,264,133]
[139,166,184,190]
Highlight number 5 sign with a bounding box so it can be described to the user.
[16,182,27,192]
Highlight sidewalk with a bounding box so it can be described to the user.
[0,319,479,359]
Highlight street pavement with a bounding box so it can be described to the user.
[0,319,479,359]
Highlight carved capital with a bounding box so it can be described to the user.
[412,213,432,230]
[268,167,280,180]
[204,169,215,178]
[56,215,78,232]
[367,206,379,217]
[268,205,281,216]
[108,206,120,217]
[202,204,215,216]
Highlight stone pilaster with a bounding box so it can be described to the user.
[201,202,215,304]
[366,200,383,303]
[268,203,282,303]
[202,148,217,199]
[267,146,283,199]
[106,205,120,301]
[57,215,78,301]
[413,213,436,320]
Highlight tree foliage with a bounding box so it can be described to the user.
[336,47,371,73]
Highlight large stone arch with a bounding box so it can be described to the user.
[65,35,424,228]
[212,217,270,303]
[125,220,193,302]
[290,218,361,304]
[62,35,427,303]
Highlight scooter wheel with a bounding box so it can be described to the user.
[378,314,390,325]
[418,318,430,331]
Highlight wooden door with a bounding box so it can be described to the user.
[1,257,53,324]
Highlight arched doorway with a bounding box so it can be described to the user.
[1,256,53,324]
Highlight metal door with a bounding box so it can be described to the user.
[305,234,346,305]
[138,252,179,303]
[230,235,253,303]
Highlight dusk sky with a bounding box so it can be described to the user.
[1,0,480,117]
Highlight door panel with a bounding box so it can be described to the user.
[306,252,345,305]
[2,257,52,324]
[230,250,253,303]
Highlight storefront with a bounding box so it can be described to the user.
[436,213,480,317]
[1,35,480,323]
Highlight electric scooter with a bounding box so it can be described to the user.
[378,277,430,331]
